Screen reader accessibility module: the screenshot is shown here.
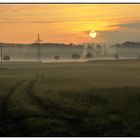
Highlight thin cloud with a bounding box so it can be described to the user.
[110,21,140,29]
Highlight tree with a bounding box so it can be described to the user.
[96,44,102,49]
[114,54,119,59]
[69,43,74,46]
[86,53,93,60]
[3,55,10,61]
[96,44,102,55]
[137,54,140,59]
[54,55,60,62]
[72,53,80,62]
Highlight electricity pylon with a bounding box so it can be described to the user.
[35,34,42,63]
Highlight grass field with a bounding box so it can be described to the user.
[0,59,140,136]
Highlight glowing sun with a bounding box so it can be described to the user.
[89,30,97,38]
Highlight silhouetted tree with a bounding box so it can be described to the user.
[96,44,102,49]
[72,53,80,62]
[86,53,93,59]
[54,55,60,62]
[3,55,10,61]
[96,44,102,55]
[114,54,119,59]
[69,43,74,46]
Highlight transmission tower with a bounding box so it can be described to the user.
[34,34,42,62]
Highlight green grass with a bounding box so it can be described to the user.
[0,59,140,136]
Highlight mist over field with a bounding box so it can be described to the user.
[1,41,140,62]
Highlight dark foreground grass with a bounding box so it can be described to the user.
[0,60,140,136]
[1,85,140,136]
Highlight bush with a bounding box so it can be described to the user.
[3,55,10,61]
[86,53,93,59]
[54,55,60,62]
[72,53,80,61]
[114,54,119,59]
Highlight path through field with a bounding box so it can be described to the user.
[0,60,140,136]
[0,80,26,116]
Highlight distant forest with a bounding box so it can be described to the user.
[1,41,140,48]
[112,41,140,48]
[0,42,84,48]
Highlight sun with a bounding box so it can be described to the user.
[89,30,97,38]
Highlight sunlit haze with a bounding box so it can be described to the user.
[0,4,140,44]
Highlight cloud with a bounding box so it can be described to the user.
[111,21,140,29]
[0,20,62,24]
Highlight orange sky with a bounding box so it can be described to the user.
[0,4,140,44]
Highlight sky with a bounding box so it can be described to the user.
[0,4,140,44]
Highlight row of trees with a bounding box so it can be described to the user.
[54,54,121,61]
[3,53,140,62]
[54,53,120,61]
[54,53,93,62]
[1,53,93,62]
[0,53,123,62]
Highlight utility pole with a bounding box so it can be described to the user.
[103,42,106,56]
[37,43,41,62]
[0,46,3,65]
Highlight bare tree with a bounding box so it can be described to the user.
[54,55,60,62]
[86,53,93,60]
[72,53,80,62]
[114,54,119,59]
[3,55,10,61]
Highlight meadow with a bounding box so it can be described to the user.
[0,59,140,136]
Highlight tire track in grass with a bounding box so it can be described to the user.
[25,80,82,120]
[25,79,86,136]
[25,70,52,113]
[0,80,26,117]
[0,80,26,136]
[25,80,49,112]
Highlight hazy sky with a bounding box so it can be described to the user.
[0,4,140,44]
